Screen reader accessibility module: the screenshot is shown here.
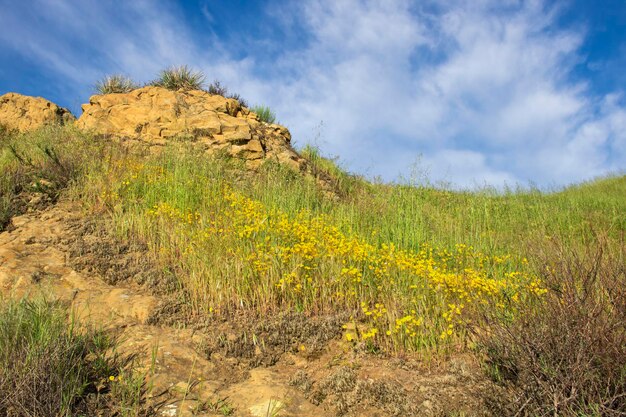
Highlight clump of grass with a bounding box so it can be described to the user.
[251,105,276,124]
[95,74,138,94]
[152,65,205,91]
[481,236,626,416]
[0,298,149,416]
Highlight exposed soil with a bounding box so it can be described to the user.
[0,199,504,416]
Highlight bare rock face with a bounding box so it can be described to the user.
[0,92,75,132]
[77,86,305,171]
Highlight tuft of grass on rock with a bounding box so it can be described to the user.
[251,105,276,124]
[95,75,138,94]
[152,65,205,91]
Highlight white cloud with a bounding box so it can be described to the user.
[0,0,623,188]
[265,0,626,187]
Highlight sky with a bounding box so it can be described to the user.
[0,0,625,189]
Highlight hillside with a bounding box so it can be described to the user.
[0,76,624,417]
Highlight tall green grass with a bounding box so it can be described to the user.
[64,139,619,351]
[3,125,624,288]
[2,122,624,415]
[2,127,624,344]
[251,105,277,124]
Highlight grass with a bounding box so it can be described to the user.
[0,125,106,231]
[93,71,252,109]
[1,125,625,414]
[251,105,277,124]
[0,298,149,417]
[95,75,138,94]
[76,139,622,352]
[150,65,205,91]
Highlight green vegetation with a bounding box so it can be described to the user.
[1,125,625,415]
[151,65,205,91]
[95,74,138,94]
[251,105,277,124]
[0,298,148,416]
[0,125,103,231]
[92,70,252,108]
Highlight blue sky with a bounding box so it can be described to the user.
[1,0,624,188]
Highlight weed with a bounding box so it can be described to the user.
[95,75,138,94]
[206,80,228,96]
[193,396,234,415]
[205,80,249,106]
[151,65,205,91]
[251,105,277,124]
[228,92,248,108]
[264,398,286,417]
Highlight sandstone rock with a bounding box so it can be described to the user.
[0,92,75,132]
[77,86,307,171]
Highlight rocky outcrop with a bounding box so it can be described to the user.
[77,87,305,171]
[0,92,75,132]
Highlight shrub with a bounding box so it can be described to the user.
[0,298,145,416]
[95,74,138,94]
[206,80,249,107]
[228,93,248,108]
[206,80,228,96]
[480,236,626,416]
[152,65,205,91]
[251,105,276,124]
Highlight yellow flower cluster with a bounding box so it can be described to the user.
[147,202,201,225]
[114,171,545,352]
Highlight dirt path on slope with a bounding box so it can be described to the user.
[0,201,502,417]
